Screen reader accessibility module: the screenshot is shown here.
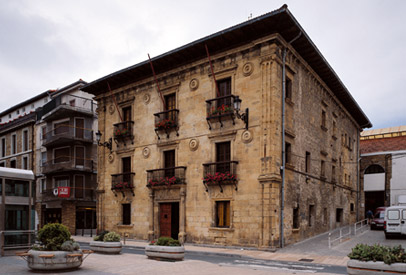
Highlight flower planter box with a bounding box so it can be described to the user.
[347,259,406,275]
[89,241,122,254]
[27,250,83,271]
[145,245,185,261]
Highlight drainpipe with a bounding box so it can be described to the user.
[356,131,360,221]
[281,32,301,248]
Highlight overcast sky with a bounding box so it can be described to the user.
[0,0,405,129]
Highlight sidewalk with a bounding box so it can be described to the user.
[73,234,350,267]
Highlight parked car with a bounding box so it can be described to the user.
[384,206,406,239]
[370,207,386,230]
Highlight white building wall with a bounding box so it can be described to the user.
[391,153,406,205]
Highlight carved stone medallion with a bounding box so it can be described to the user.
[143,93,150,104]
[108,153,114,163]
[241,130,253,143]
[189,139,199,151]
[108,104,115,114]
[189,78,199,91]
[242,62,254,76]
[142,147,151,158]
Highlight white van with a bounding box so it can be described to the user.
[384,206,406,238]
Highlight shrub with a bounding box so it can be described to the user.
[348,244,406,265]
[37,223,71,251]
[93,230,109,241]
[103,232,121,242]
[61,240,80,252]
[154,237,181,246]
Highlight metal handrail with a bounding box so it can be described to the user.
[0,230,37,257]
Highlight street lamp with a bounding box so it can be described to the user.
[233,96,249,130]
[96,130,112,153]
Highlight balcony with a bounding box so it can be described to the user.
[206,95,236,130]
[111,172,135,196]
[42,125,93,147]
[41,188,95,202]
[154,109,179,139]
[41,158,95,175]
[38,94,96,121]
[203,161,238,192]
[113,121,134,146]
[146,166,186,188]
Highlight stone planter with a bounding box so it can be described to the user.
[145,245,185,261]
[347,259,406,275]
[89,241,122,254]
[26,250,83,271]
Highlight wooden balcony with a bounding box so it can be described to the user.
[206,95,236,130]
[111,172,135,196]
[154,109,179,139]
[146,166,186,188]
[113,121,134,146]
[202,161,238,192]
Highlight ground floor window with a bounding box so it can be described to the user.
[215,201,230,228]
[293,207,299,229]
[122,203,131,225]
[336,208,343,223]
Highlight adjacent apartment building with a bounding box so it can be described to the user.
[360,126,406,212]
[36,80,98,235]
[82,5,371,248]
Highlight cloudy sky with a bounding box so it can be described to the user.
[0,0,405,129]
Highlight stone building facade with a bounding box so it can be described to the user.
[360,126,406,213]
[83,6,371,248]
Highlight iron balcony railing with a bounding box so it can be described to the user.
[41,157,94,174]
[206,95,236,119]
[42,124,93,146]
[113,121,134,142]
[146,166,186,187]
[154,109,179,138]
[111,172,135,191]
[202,161,238,192]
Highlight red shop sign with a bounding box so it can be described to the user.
[58,187,70,198]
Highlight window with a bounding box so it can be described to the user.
[216,78,232,108]
[321,110,327,129]
[75,146,85,167]
[122,106,132,122]
[8,114,11,118]
[216,141,231,173]
[22,107,25,112]
[22,129,28,151]
[5,205,29,230]
[122,157,132,183]
[323,208,328,225]
[16,109,19,115]
[215,201,230,228]
[122,203,131,225]
[293,207,299,229]
[285,142,291,164]
[332,165,336,182]
[164,93,176,122]
[11,134,16,154]
[1,137,5,157]
[5,179,29,197]
[40,178,46,193]
[285,77,292,100]
[0,161,5,167]
[305,152,311,173]
[74,175,84,198]
[44,98,48,103]
[164,150,175,178]
[309,205,315,227]
[41,126,46,141]
[365,165,385,174]
[74,118,84,139]
[387,210,399,220]
[350,203,354,212]
[321,160,325,178]
[31,103,35,109]
[54,176,69,188]
[336,208,343,223]
[10,159,16,168]
[54,147,70,163]
[332,121,337,137]
[41,152,47,166]
[54,121,69,136]
[69,99,76,107]
[22,156,28,170]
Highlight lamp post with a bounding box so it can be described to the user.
[96,130,112,153]
[233,96,249,130]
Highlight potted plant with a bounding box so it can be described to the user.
[155,119,176,130]
[347,243,406,274]
[145,237,184,261]
[20,223,86,271]
[147,176,182,187]
[90,231,122,254]
[203,172,237,185]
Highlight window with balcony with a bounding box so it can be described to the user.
[53,120,69,136]
[74,118,84,139]
[111,157,134,193]
[206,78,235,129]
[215,201,230,228]
[203,141,238,192]
[54,147,70,163]
[154,93,179,138]
[74,175,84,198]
[75,146,85,167]
[164,150,175,178]
[113,106,134,145]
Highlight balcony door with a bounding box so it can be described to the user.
[75,146,85,167]
[216,141,231,173]
[122,157,131,183]
[164,93,176,121]
[164,150,175,178]
[74,175,84,198]
[216,78,231,107]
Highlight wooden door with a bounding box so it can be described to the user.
[216,141,231,173]
[75,118,84,139]
[164,93,176,121]
[160,203,172,237]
